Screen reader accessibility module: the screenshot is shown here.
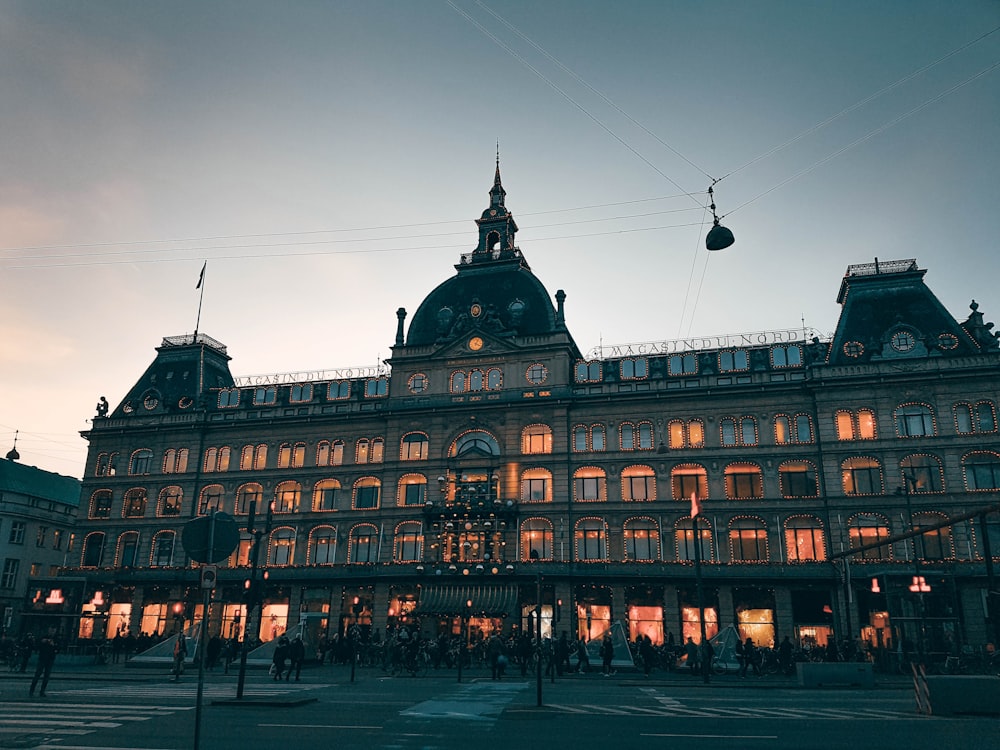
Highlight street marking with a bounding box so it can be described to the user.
[259,724,382,729]
[642,733,779,739]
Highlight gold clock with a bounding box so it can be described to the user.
[469,336,484,351]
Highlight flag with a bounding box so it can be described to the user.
[196,261,206,289]
[690,491,702,518]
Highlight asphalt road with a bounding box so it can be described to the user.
[1,663,996,750]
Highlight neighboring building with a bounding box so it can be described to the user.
[0,452,80,637]
[58,165,1000,662]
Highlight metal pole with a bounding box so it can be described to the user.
[193,511,215,750]
[695,520,710,684]
[536,572,543,706]
[236,500,260,700]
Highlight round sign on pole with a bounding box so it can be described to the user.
[182,512,240,564]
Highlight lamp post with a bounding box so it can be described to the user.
[897,474,927,665]
[458,599,471,683]
[236,497,272,700]
[535,572,543,706]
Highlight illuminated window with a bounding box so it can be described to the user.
[521,468,552,503]
[842,457,883,495]
[671,464,708,500]
[269,528,295,566]
[316,440,344,466]
[522,424,553,454]
[353,478,381,510]
[123,488,147,518]
[729,517,768,562]
[401,433,429,461]
[278,442,306,468]
[349,524,379,563]
[163,448,189,473]
[675,518,712,562]
[236,483,263,515]
[240,444,267,470]
[90,490,113,519]
[159,486,183,516]
[198,485,224,514]
[398,474,427,506]
[521,518,553,561]
[312,479,341,511]
[848,514,891,561]
[573,467,607,502]
[624,518,659,561]
[724,463,763,499]
[95,452,118,477]
[574,519,608,561]
[310,526,337,565]
[784,516,826,562]
[835,408,877,440]
[449,430,500,458]
[274,481,301,513]
[667,419,705,449]
[393,522,423,562]
[778,460,818,497]
[774,414,812,444]
[253,387,277,406]
[621,465,656,501]
[894,403,935,437]
[963,452,1000,491]
[202,446,230,472]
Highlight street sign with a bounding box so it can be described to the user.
[200,565,218,589]
[182,512,240,564]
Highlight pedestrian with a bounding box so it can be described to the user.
[271,636,290,680]
[18,633,34,673]
[685,637,699,675]
[487,634,504,680]
[576,637,591,674]
[700,637,715,676]
[740,637,761,677]
[206,635,222,671]
[554,632,570,676]
[826,638,840,662]
[778,635,794,676]
[29,635,57,697]
[639,635,656,677]
[170,633,187,681]
[288,635,305,681]
[600,634,615,676]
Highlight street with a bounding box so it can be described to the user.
[1,663,997,750]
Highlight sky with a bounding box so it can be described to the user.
[1,1,998,478]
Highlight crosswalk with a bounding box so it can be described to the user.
[55,681,329,700]
[0,700,194,746]
[544,702,911,720]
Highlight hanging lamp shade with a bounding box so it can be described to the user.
[706,221,735,251]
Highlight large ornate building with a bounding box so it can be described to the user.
[42,165,1000,660]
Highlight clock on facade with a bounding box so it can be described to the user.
[468,337,484,351]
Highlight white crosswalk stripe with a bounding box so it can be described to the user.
[545,703,910,720]
[0,701,193,742]
[56,682,329,699]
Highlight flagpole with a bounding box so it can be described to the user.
[194,261,207,338]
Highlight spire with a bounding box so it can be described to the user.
[5,430,19,461]
[490,147,506,209]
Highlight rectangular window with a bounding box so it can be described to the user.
[53,530,63,550]
[575,477,604,501]
[8,522,25,545]
[0,559,18,589]
[668,354,697,376]
[355,486,380,510]
[254,387,277,405]
[36,526,47,548]
[290,384,313,403]
[521,478,549,503]
[403,483,425,506]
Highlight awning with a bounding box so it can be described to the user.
[414,584,518,617]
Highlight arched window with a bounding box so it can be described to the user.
[621,465,656,501]
[400,433,429,461]
[729,517,769,562]
[784,516,826,562]
[574,519,608,561]
[520,468,552,503]
[128,449,152,476]
[671,464,708,501]
[450,371,467,393]
[720,417,757,446]
[349,524,379,563]
[309,525,337,565]
[842,457,883,495]
[274,481,301,513]
[450,430,500,458]
[771,345,803,368]
[151,531,176,567]
[963,452,1000,491]
[894,403,935,437]
[913,512,953,560]
[620,421,652,450]
[163,448,190,473]
[316,440,345,466]
[198,484,224,514]
[290,383,313,403]
[312,479,342,511]
[848,513,891,561]
[624,517,659,561]
[353,477,381,510]
[123,488,147,518]
[900,454,944,493]
[268,528,295,566]
[573,467,607,502]
[521,518,553,561]
[236,483,263,514]
[675,518,712,562]
[835,408,877,440]
[575,360,602,383]
[82,532,105,567]
[778,460,818,498]
[90,490,113,519]
[398,474,427,506]
[521,424,553,455]
[775,414,812,444]
[486,368,503,390]
[668,419,705,449]
[240,444,267,470]
[327,381,350,400]
[278,442,306,468]
[94,452,118,477]
[394,522,423,562]
[116,532,139,568]
[159,486,183,517]
[954,400,998,434]
[724,463,763,499]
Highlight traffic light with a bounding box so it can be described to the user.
[200,565,217,590]
[555,598,562,622]
[871,577,881,593]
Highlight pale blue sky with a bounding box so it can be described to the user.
[1,1,998,476]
